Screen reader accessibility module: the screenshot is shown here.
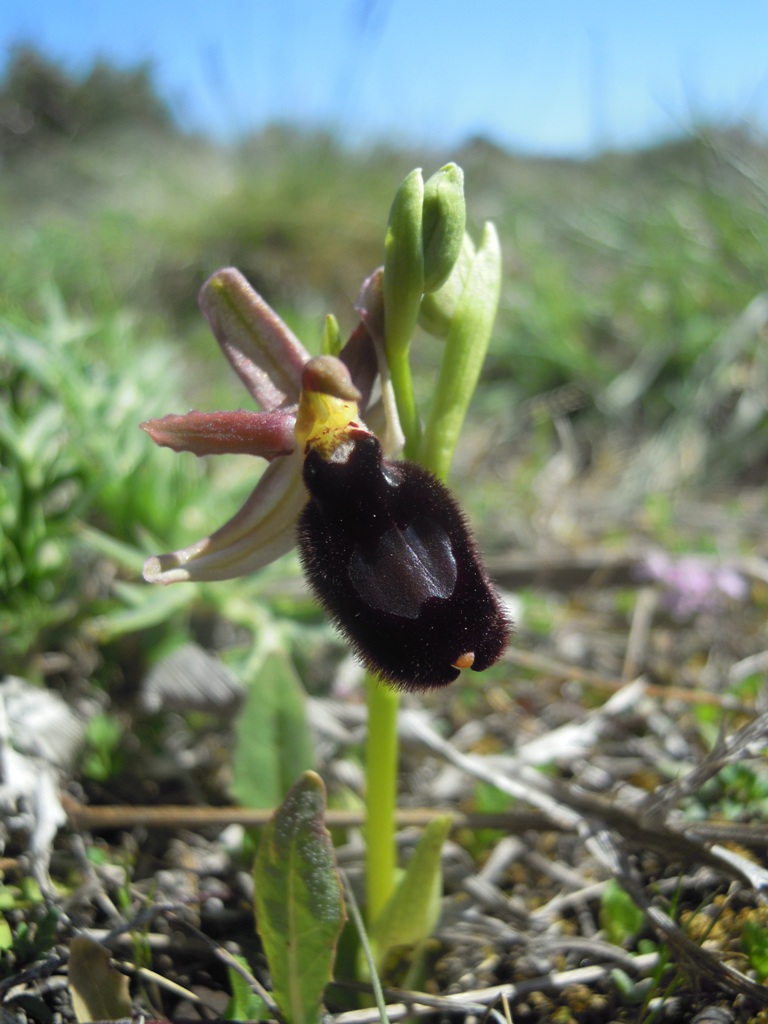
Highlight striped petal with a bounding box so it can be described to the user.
[200,268,310,410]
[143,452,307,584]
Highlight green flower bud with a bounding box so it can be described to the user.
[321,313,342,357]
[383,167,424,362]
[418,232,476,339]
[419,222,502,479]
[421,163,466,293]
[383,168,425,453]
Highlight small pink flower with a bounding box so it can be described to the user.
[141,267,380,584]
[639,550,749,618]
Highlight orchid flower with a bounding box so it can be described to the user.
[141,165,506,936]
[141,266,380,585]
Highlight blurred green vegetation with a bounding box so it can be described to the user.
[1,47,766,692]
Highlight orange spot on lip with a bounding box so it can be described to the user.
[453,651,475,670]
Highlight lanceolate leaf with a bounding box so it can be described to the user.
[225,954,270,1022]
[231,651,315,809]
[367,815,451,973]
[254,771,346,1024]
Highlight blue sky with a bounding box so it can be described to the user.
[3,0,768,156]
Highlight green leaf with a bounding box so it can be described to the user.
[367,815,451,974]
[610,967,649,1005]
[742,918,768,980]
[0,914,12,951]
[254,771,346,1024]
[600,879,645,946]
[231,651,315,809]
[79,524,148,575]
[225,954,270,1021]
[84,579,195,643]
[82,712,124,781]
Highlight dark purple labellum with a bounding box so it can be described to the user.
[297,432,511,690]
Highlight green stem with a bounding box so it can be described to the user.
[364,674,400,923]
[364,325,418,924]
[388,350,421,460]
[365,184,500,936]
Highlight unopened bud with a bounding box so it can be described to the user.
[422,163,466,293]
[419,233,475,338]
